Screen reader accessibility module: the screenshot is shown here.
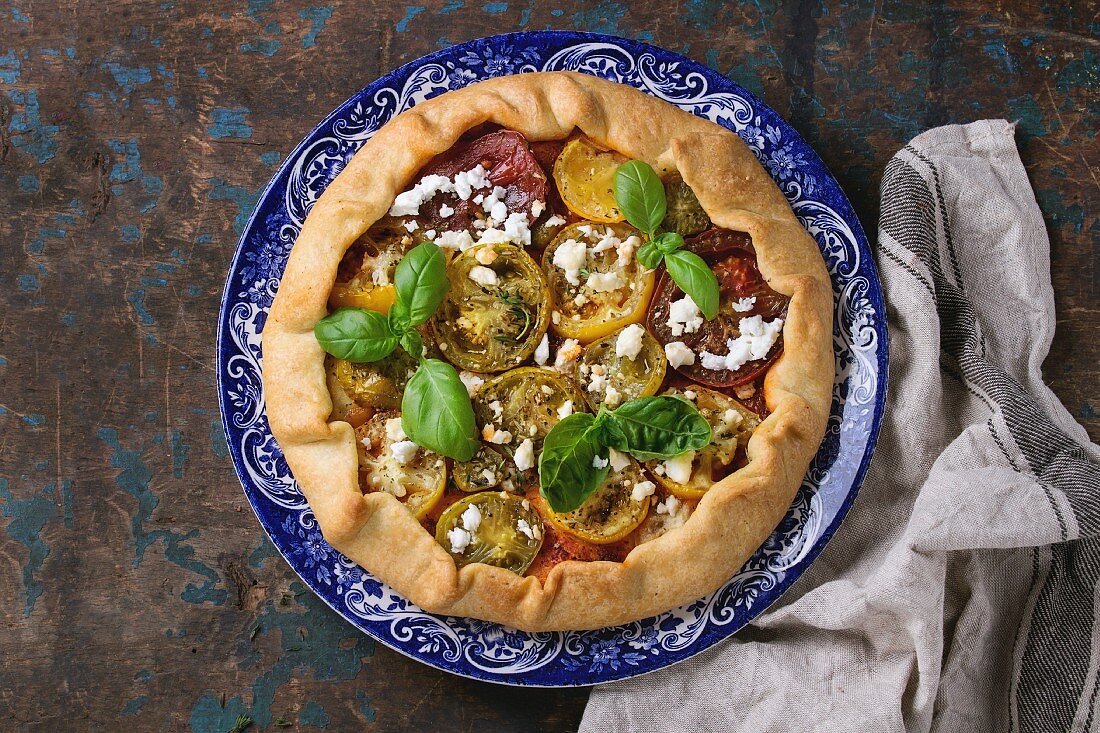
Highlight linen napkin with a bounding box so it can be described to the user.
[580,120,1100,733]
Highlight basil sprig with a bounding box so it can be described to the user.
[614,160,720,319]
[313,241,478,461]
[537,396,712,513]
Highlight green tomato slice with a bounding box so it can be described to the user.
[575,325,666,410]
[472,367,587,450]
[435,491,544,574]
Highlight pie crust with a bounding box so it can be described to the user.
[263,71,833,631]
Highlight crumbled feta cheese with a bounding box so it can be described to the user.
[577,224,593,236]
[723,408,743,427]
[551,310,561,325]
[483,423,513,444]
[655,495,683,516]
[371,267,390,286]
[609,448,629,471]
[556,400,573,420]
[618,235,641,267]
[573,293,589,307]
[591,231,620,254]
[452,165,491,201]
[531,200,545,218]
[540,385,553,395]
[699,316,784,372]
[468,265,499,287]
[631,480,656,502]
[391,440,418,465]
[435,229,475,251]
[473,193,485,205]
[385,418,407,442]
[683,390,696,401]
[474,244,498,265]
[424,229,437,240]
[488,400,504,420]
[585,270,625,293]
[552,239,587,286]
[732,296,756,312]
[592,454,609,469]
[513,438,535,471]
[460,503,482,532]
[534,334,550,366]
[667,295,704,336]
[587,370,609,395]
[389,174,453,217]
[603,384,622,407]
[664,341,696,368]
[359,435,372,450]
[438,203,455,218]
[482,469,497,484]
[459,371,484,396]
[403,219,419,233]
[663,451,695,484]
[516,518,536,540]
[448,527,472,554]
[544,214,566,227]
[554,338,582,370]
[735,383,756,400]
[615,324,646,361]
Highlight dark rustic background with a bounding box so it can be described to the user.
[1,1,1095,730]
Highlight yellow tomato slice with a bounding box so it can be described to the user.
[328,283,397,313]
[575,325,666,410]
[646,386,761,500]
[541,222,655,344]
[552,136,629,223]
[543,459,651,544]
[355,411,445,519]
[328,218,411,313]
[435,491,544,574]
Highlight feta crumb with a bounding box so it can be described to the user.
[516,518,536,540]
[452,165,491,201]
[513,438,535,471]
[735,383,756,400]
[732,296,757,312]
[552,239,587,286]
[585,270,625,293]
[618,235,641,267]
[556,400,573,420]
[554,338,582,370]
[391,440,419,465]
[573,293,589,307]
[667,294,704,336]
[459,371,484,396]
[385,418,407,442]
[390,174,453,217]
[468,265,499,287]
[655,495,683,516]
[534,334,550,366]
[435,229,475,252]
[683,390,696,400]
[371,267,390,286]
[488,400,504,420]
[631,480,656,502]
[359,435,372,450]
[615,324,646,361]
[483,423,513,444]
[460,504,483,534]
[438,203,455,218]
[544,214,566,227]
[699,316,784,372]
[403,219,419,232]
[448,527,472,554]
[482,469,497,484]
[540,385,553,395]
[424,229,437,240]
[474,244,498,265]
[663,451,696,484]
[531,200,545,218]
[609,448,629,472]
[603,384,622,407]
[664,341,696,368]
[591,231,620,254]
[551,310,561,325]
[592,454,609,469]
[723,408,743,427]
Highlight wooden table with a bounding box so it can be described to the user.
[1,1,1095,730]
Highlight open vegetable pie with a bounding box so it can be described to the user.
[264,72,833,631]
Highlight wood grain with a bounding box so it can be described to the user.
[0,0,1095,730]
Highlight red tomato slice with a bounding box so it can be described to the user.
[647,228,790,388]
[416,130,548,232]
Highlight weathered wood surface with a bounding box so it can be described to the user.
[0,0,1095,730]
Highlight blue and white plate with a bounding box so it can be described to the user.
[217,31,887,687]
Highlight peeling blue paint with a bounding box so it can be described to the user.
[121,695,149,716]
[208,179,263,235]
[12,6,29,22]
[356,690,377,722]
[107,138,163,213]
[241,38,282,56]
[128,289,154,325]
[18,175,39,192]
[571,1,627,35]
[440,0,464,12]
[0,50,20,83]
[260,150,282,166]
[207,107,253,139]
[482,1,508,13]
[171,429,189,479]
[300,701,330,727]
[103,62,153,94]
[299,6,333,48]
[397,5,426,32]
[18,274,39,293]
[22,413,46,427]
[6,89,60,163]
[211,418,231,459]
[121,224,142,242]
[0,478,56,614]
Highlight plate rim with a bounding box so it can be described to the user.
[215,29,889,687]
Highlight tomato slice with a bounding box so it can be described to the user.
[552,136,628,223]
[416,130,548,231]
[472,367,587,449]
[647,228,790,388]
[541,222,655,344]
[329,218,412,313]
[575,325,666,410]
[541,458,651,545]
[355,411,446,519]
[644,386,760,500]
[662,175,711,237]
[435,491,544,574]
[433,244,551,372]
[452,444,528,493]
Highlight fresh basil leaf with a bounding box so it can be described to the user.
[614,160,666,236]
[314,308,397,363]
[401,359,478,461]
[399,329,423,360]
[395,241,449,326]
[653,231,685,256]
[388,300,411,335]
[636,240,663,270]
[538,413,611,513]
[603,395,712,461]
[664,249,719,320]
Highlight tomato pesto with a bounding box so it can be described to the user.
[318,127,788,579]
